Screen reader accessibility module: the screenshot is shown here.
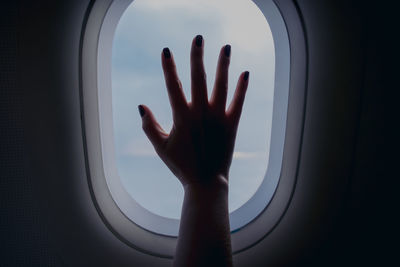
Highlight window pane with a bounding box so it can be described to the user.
[112,0,274,219]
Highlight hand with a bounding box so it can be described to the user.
[138,35,249,189]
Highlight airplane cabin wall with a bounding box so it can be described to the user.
[1,0,396,266]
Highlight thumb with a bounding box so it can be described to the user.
[138,105,167,152]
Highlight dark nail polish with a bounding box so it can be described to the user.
[244,71,249,81]
[138,105,145,117]
[195,35,203,47]
[224,44,231,57]
[163,47,171,59]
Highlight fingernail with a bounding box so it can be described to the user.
[224,44,231,57]
[138,105,145,117]
[244,71,249,81]
[195,35,203,47]
[163,47,171,59]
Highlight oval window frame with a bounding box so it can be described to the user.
[81,0,307,258]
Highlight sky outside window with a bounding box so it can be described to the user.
[112,0,275,219]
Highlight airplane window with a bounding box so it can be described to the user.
[112,0,275,219]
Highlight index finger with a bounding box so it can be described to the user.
[161,47,188,117]
[227,71,250,127]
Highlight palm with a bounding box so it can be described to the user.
[139,35,249,187]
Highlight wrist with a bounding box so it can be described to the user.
[182,176,229,215]
[183,174,229,194]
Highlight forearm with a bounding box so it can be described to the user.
[173,176,233,267]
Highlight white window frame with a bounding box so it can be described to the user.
[81,0,307,258]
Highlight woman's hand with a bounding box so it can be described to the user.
[138,35,249,189]
[138,35,249,267]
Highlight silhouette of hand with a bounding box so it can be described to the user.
[139,35,249,188]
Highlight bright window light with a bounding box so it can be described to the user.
[112,0,275,219]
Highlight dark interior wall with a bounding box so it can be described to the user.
[3,1,162,266]
[279,0,397,265]
[1,0,397,266]
[17,0,94,265]
[285,0,398,265]
[326,1,398,265]
[1,1,88,266]
[235,0,395,265]
[1,2,61,266]
[15,0,167,266]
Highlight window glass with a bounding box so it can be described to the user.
[112,0,274,219]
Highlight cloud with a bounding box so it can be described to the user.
[111,0,276,217]
[233,151,262,159]
[125,148,157,157]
